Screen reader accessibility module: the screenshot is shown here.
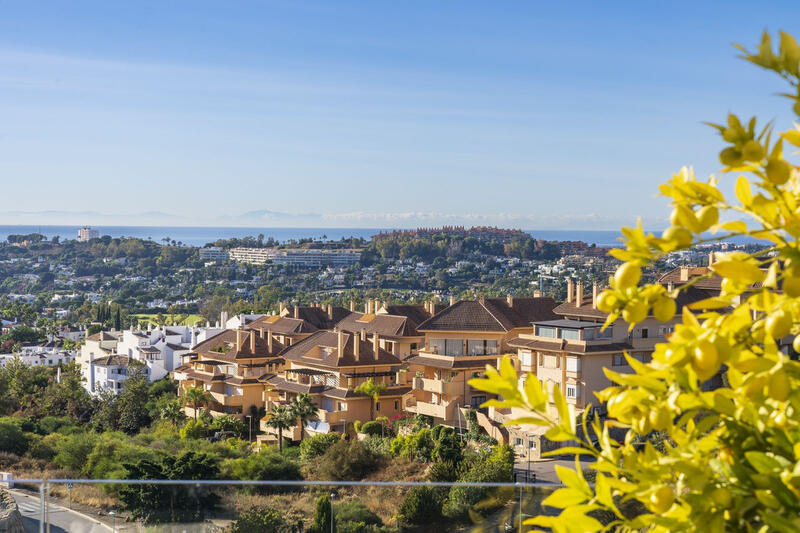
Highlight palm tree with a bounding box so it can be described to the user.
[289,393,318,442]
[355,378,387,420]
[183,386,212,421]
[160,398,186,427]
[265,404,293,452]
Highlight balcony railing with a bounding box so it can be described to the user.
[2,477,557,532]
[412,376,462,396]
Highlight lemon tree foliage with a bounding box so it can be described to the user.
[470,31,800,532]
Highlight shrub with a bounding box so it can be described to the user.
[53,432,97,474]
[316,439,378,481]
[334,500,382,526]
[361,435,392,457]
[442,445,514,519]
[359,421,384,436]
[390,428,435,462]
[27,433,59,461]
[224,450,303,491]
[85,432,162,479]
[179,419,206,439]
[209,415,245,439]
[230,507,300,532]
[35,416,75,435]
[298,433,340,461]
[353,420,362,433]
[0,420,28,456]
[399,486,443,524]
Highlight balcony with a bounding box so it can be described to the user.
[405,396,455,420]
[260,421,303,441]
[210,391,244,406]
[317,409,346,424]
[412,377,461,396]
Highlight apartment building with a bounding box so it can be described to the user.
[198,246,229,261]
[77,227,98,242]
[79,330,122,364]
[227,247,277,265]
[244,304,348,348]
[83,354,131,394]
[401,296,558,430]
[334,298,432,360]
[258,329,407,445]
[271,249,361,268]
[176,328,285,419]
[501,279,711,460]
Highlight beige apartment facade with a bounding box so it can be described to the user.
[402,297,558,432]
[258,329,408,445]
[176,328,284,420]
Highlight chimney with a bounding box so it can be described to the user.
[373,333,380,358]
[576,282,583,307]
[449,295,456,306]
[381,300,388,311]
[679,266,690,282]
[249,330,256,353]
[350,300,356,312]
[667,281,674,292]
[267,329,273,352]
[708,252,715,266]
[360,328,366,341]
[293,305,299,319]
[279,301,286,314]
[258,327,265,339]
[592,282,599,309]
[327,304,333,319]
[567,279,574,303]
[337,329,345,358]
[364,301,370,313]
[236,330,244,352]
[354,334,361,361]
[506,294,514,307]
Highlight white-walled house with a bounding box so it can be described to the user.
[0,345,76,368]
[83,355,131,394]
[81,324,226,395]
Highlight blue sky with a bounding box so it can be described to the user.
[1,1,799,229]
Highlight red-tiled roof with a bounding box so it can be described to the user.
[417,298,558,332]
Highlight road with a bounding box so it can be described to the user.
[513,457,595,484]
[10,490,111,533]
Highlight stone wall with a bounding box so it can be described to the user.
[0,489,23,533]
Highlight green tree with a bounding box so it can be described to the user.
[230,507,299,533]
[310,494,333,533]
[182,386,211,421]
[116,361,150,433]
[354,378,386,421]
[470,31,800,532]
[265,404,293,452]
[289,393,317,442]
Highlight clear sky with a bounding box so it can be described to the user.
[1,1,799,229]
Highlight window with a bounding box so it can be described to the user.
[597,326,613,339]
[641,329,649,339]
[445,339,463,356]
[429,339,446,354]
[566,384,579,399]
[613,354,626,366]
[394,400,399,410]
[537,326,556,338]
[520,350,533,368]
[410,343,417,350]
[583,328,594,341]
[376,402,381,412]
[541,353,560,369]
[515,438,523,447]
[467,339,499,356]
[561,328,580,340]
[566,357,580,372]
[528,440,537,450]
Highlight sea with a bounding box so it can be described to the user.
[0,225,632,247]
[0,225,756,248]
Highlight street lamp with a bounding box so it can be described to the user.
[330,492,335,533]
[109,511,116,532]
[245,415,253,443]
